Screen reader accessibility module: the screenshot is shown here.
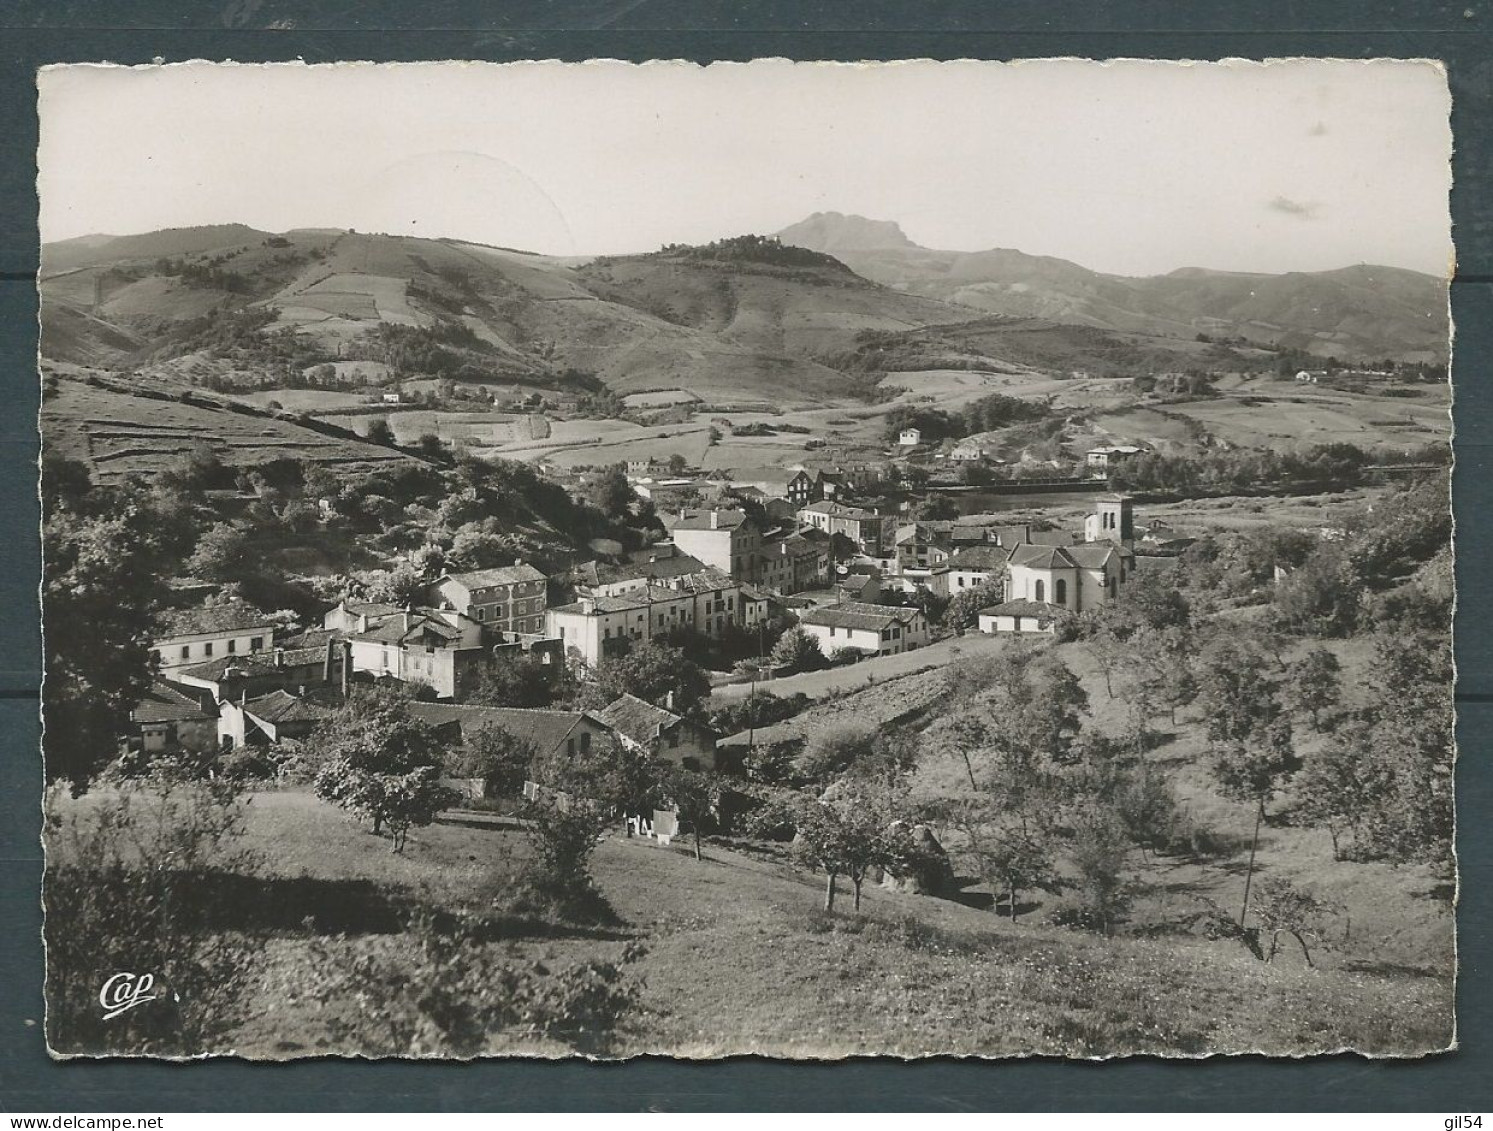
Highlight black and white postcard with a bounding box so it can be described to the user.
[36,58,1455,1059]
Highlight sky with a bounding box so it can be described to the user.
[36,58,1453,277]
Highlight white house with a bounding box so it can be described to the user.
[898,427,922,447]
[796,601,928,659]
[977,599,1062,636]
[152,602,278,677]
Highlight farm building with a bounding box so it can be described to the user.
[976,599,1064,635]
[593,693,720,771]
[218,689,336,749]
[126,681,219,755]
[1085,445,1146,473]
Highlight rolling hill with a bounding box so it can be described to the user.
[777,212,1450,363]
[38,227,987,408]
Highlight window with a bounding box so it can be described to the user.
[667,730,679,749]
[204,642,214,657]
[250,636,264,651]
[567,738,576,755]
[1035,579,1045,602]
[179,646,190,661]
[579,732,591,753]
[1055,579,1067,606]
[477,608,486,621]
[228,639,237,654]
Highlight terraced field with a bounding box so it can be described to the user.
[43,377,415,480]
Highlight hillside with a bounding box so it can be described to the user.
[193,789,1449,1058]
[40,371,419,481]
[38,227,983,409]
[778,212,1450,363]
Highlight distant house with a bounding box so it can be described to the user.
[978,599,1063,636]
[1085,445,1145,474]
[152,602,277,677]
[430,562,549,635]
[898,427,922,447]
[895,523,953,577]
[797,601,928,658]
[382,392,402,404]
[127,681,218,755]
[797,500,887,556]
[943,545,1010,595]
[170,641,346,704]
[729,467,823,506]
[323,600,404,634]
[667,508,762,580]
[593,693,720,771]
[406,702,614,776]
[756,530,832,594]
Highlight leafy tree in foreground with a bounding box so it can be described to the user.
[659,764,718,862]
[792,782,909,912]
[313,692,456,851]
[455,724,537,800]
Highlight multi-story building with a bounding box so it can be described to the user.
[797,501,887,556]
[941,545,1011,597]
[546,569,765,667]
[429,562,549,635]
[755,530,832,594]
[1004,541,1132,615]
[667,508,762,579]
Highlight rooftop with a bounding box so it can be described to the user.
[157,601,276,639]
[131,681,214,724]
[440,564,546,588]
[981,599,1065,619]
[592,693,685,748]
[406,702,595,754]
[244,690,336,726]
[799,600,920,633]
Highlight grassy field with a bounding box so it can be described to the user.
[119,786,1449,1059]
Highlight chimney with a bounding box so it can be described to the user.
[514,557,524,568]
[710,509,720,530]
[274,647,285,669]
[665,690,675,711]
[581,596,595,615]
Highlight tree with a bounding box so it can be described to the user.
[659,764,717,861]
[1195,637,1280,746]
[1066,807,1131,936]
[942,582,1004,632]
[43,508,169,784]
[185,522,257,584]
[585,464,635,521]
[593,641,710,715]
[1283,647,1342,730]
[312,692,456,851]
[1251,878,1336,966]
[1211,716,1301,928]
[798,722,877,781]
[365,417,397,446]
[415,432,445,459]
[455,724,536,799]
[666,453,689,475]
[463,655,555,708]
[769,626,825,675]
[792,782,908,912]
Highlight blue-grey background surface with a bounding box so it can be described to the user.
[0,1,1488,1112]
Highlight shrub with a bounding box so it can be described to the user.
[298,908,644,1056]
[43,777,261,1056]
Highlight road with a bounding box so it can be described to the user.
[708,631,1012,705]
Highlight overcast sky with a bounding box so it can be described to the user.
[37,58,1452,277]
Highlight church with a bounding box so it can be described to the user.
[978,495,1137,635]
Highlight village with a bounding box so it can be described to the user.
[127,434,1159,798]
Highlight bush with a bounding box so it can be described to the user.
[299,907,644,1056]
[43,777,261,1056]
